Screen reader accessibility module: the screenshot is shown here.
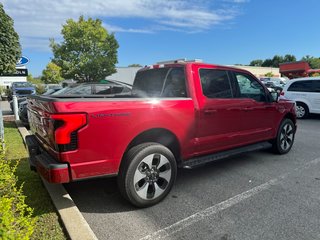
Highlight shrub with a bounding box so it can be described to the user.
[35,84,46,95]
[0,143,36,240]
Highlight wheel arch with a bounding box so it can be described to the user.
[283,112,297,126]
[296,101,310,111]
[124,128,182,164]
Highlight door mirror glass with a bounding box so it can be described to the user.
[270,91,279,102]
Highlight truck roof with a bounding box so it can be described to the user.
[140,59,252,75]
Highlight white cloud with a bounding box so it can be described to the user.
[2,0,247,51]
[102,24,154,34]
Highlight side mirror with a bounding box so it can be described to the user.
[270,91,279,102]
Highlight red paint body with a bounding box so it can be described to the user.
[27,62,296,183]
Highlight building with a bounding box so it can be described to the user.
[229,65,280,78]
[0,66,28,88]
[279,61,320,79]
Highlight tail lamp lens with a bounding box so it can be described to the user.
[50,114,87,145]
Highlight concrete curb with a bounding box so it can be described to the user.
[15,120,98,240]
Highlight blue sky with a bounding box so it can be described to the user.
[2,0,320,77]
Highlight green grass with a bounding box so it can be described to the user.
[4,122,67,240]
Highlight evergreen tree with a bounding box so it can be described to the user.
[0,3,21,75]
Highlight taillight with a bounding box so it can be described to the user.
[50,113,87,145]
[280,91,284,96]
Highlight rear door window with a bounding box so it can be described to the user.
[314,80,320,92]
[199,69,233,98]
[287,80,314,92]
[133,67,187,97]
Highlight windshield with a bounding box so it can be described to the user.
[12,82,33,88]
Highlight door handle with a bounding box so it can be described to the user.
[227,107,241,111]
[243,108,253,112]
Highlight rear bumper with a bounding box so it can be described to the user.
[26,135,70,183]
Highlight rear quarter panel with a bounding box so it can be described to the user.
[50,98,196,179]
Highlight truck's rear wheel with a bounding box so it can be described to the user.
[118,143,177,207]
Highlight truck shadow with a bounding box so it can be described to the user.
[64,150,271,214]
[305,114,320,120]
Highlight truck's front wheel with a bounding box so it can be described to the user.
[118,143,177,207]
[272,118,295,154]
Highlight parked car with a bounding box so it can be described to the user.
[51,84,80,95]
[52,80,132,96]
[19,85,79,126]
[42,85,63,95]
[8,82,36,111]
[260,77,287,93]
[8,82,36,101]
[26,59,296,207]
[281,77,320,118]
[20,81,131,126]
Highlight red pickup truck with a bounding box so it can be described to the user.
[26,59,297,207]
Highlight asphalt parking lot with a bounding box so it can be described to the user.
[65,116,320,240]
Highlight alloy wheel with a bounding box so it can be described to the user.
[296,105,305,118]
[133,153,172,200]
[280,123,294,151]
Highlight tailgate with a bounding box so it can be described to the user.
[27,96,57,150]
[27,96,87,154]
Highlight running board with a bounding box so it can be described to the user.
[180,141,272,169]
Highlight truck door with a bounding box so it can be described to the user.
[231,71,278,143]
[195,68,246,155]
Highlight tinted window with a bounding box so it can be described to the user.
[67,85,92,94]
[133,67,186,98]
[234,72,266,102]
[314,80,320,92]
[12,82,33,88]
[287,80,313,92]
[95,85,112,94]
[199,69,233,98]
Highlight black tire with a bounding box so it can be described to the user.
[272,118,295,154]
[118,143,177,208]
[296,102,309,119]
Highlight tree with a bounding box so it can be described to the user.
[271,55,284,67]
[283,54,296,63]
[265,72,274,77]
[261,59,273,67]
[41,62,64,84]
[251,54,297,68]
[249,60,263,67]
[0,3,21,75]
[301,55,320,69]
[27,74,43,85]
[50,16,119,82]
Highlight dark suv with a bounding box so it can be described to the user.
[8,82,36,100]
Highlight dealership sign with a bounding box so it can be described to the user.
[16,56,29,66]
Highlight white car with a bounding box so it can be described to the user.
[281,77,320,118]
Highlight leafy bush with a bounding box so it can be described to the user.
[0,143,36,240]
[35,84,46,95]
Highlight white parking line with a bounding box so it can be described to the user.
[140,157,320,240]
